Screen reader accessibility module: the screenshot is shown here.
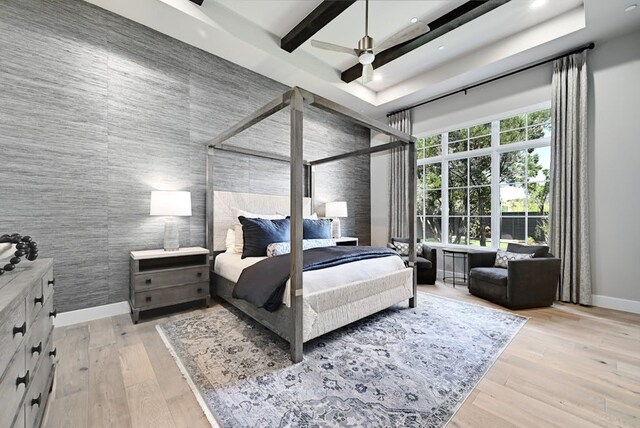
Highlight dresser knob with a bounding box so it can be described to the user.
[31,393,42,407]
[145,279,152,284]
[48,278,55,286]
[197,287,202,293]
[34,295,44,305]
[16,370,29,387]
[49,348,57,358]
[31,342,42,355]
[13,322,26,337]
[50,309,57,318]
[197,272,202,277]
[145,296,152,302]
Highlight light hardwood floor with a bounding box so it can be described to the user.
[43,283,640,428]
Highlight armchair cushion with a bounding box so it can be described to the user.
[469,267,508,287]
[400,255,432,270]
[506,243,549,258]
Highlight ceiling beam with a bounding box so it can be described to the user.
[280,0,357,53]
[341,0,511,83]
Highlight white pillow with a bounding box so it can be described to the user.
[232,208,286,253]
[494,249,534,268]
[276,212,319,220]
[225,229,236,253]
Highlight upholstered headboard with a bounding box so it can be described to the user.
[211,191,312,251]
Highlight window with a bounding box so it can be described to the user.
[416,106,551,248]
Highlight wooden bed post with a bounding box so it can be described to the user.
[206,146,215,255]
[290,88,304,363]
[408,141,418,308]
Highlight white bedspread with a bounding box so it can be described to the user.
[214,251,406,307]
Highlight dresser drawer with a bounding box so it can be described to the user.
[0,297,27,375]
[0,346,27,428]
[11,403,25,428]
[41,267,54,305]
[26,298,53,375]
[134,282,208,309]
[134,266,209,291]
[25,339,53,428]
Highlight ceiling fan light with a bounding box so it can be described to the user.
[359,52,375,65]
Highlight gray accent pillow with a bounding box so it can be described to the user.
[266,239,336,257]
[494,249,534,268]
[391,241,423,257]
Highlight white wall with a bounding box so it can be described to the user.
[371,29,640,312]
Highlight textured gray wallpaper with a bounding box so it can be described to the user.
[0,0,370,312]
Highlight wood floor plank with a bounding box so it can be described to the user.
[88,345,132,428]
[44,283,640,428]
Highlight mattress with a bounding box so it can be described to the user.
[214,251,407,306]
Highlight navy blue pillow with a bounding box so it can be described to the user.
[239,216,290,259]
[303,218,333,239]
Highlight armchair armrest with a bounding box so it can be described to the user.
[507,258,561,308]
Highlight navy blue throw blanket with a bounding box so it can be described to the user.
[232,246,400,312]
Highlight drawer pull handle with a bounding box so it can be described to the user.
[31,342,42,355]
[197,272,203,277]
[48,278,55,286]
[145,296,152,302]
[16,370,29,387]
[49,348,57,358]
[145,279,152,284]
[31,393,42,407]
[13,322,26,337]
[50,309,57,318]
[197,287,203,293]
[34,295,44,305]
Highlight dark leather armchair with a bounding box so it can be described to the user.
[467,244,561,310]
[389,237,437,285]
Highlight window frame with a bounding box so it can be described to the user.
[416,102,552,250]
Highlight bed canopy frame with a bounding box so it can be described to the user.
[206,87,417,362]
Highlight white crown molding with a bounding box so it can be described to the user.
[54,301,130,327]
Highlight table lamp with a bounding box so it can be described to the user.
[325,201,348,239]
[150,191,192,251]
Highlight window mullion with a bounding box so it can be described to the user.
[491,120,500,249]
[441,132,449,245]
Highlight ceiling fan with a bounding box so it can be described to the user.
[311,0,430,84]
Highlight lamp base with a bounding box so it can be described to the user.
[332,218,342,239]
[164,218,179,251]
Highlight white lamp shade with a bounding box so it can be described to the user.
[325,201,348,218]
[150,191,192,216]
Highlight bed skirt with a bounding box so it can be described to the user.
[211,268,414,343]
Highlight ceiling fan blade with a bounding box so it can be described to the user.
[362,63,373,84]
[375,21,430,53]
[310,40,357,56]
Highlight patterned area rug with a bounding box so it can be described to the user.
[157,293,526,427]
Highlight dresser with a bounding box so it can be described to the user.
[129,247,210,323]
[0,259,56,428]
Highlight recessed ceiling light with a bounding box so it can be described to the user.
[530,0,547,8]
[438,45,445,51]
[373,74,383,81]
[625,4,637,12]
[410,17,418,24]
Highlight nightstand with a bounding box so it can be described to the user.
[129,247,210,323]
[334,237,359,246]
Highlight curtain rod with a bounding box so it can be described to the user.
[387,42,595,117]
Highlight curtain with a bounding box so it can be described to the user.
[388,110,412,239]
[549,51,592,305]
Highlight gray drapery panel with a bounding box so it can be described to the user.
[549,51,592,305]
[388,110,412,239]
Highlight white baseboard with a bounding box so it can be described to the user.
[54,301,130,327]
[591,295,640,315]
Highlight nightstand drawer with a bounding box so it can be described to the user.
[134,266,209,291]
[0,297,27,374]
[135,282,209,309]
[0,346,27,428]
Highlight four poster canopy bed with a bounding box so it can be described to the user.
[206,87,418,362]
